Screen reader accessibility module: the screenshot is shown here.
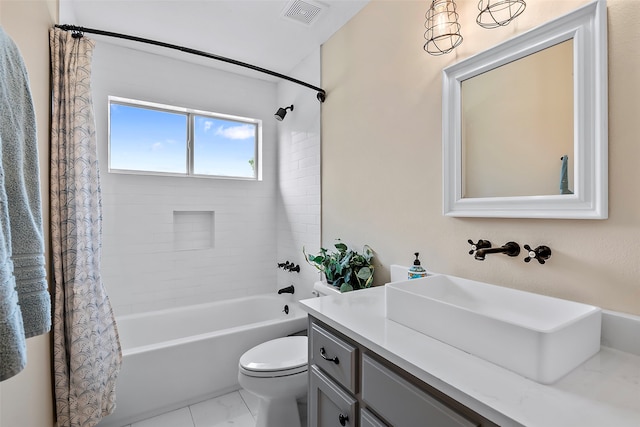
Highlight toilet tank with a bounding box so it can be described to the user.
[313,281,342,297]
[313,265,412,297]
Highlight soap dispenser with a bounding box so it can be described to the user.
[408,252,427,279]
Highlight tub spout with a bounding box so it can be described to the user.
[278,285,295,294]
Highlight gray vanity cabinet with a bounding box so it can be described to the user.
[361,354,478,427]
[360,408,389,427]
[310,322,358,393]
[308,317,498,427]
[310,365,358,427]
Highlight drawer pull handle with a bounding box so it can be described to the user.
[338,413,349,426]
[320,347,340,364]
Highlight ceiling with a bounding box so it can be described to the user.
[59,0,369,81]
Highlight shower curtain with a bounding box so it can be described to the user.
[50,28,122,427]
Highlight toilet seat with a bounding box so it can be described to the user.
[239,336,308,378]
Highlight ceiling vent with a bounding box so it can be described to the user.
[281,0,325,26]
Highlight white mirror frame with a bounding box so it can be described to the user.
[442,0,607,219]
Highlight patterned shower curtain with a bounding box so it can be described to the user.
[49,28,122,427]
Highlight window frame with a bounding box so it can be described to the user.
[108,96,262,180]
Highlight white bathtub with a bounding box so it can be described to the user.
[100,294,307,427]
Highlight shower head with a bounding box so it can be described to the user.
[275,104,294,121]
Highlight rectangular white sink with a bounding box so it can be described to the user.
[386,275,601,384]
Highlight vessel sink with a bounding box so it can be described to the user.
[385,274,601,384]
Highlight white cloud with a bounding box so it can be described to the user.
[203,121,213,132]
[215,124,254,140]
[151,139,178,152]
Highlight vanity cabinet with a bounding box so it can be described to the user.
[360,408,388,427]
[361,354,477,427]
[310,365,357,427]
[308,317,498,427]
[310,322,358,393]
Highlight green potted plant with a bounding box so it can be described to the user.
[303,240,374,292]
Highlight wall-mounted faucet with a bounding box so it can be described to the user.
[470,239,551,264]
[474,241,520,261]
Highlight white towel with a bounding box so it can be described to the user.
[0,26,50,381]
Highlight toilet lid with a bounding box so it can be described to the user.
[239,336,308,375]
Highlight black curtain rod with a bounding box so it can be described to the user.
[55,24,326,102]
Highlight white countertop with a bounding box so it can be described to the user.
[300,286,640,427]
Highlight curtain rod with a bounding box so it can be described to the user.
[55,24,327,102]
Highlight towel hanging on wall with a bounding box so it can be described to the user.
[0,25,51,382]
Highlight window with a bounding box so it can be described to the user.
[108,97,261,179]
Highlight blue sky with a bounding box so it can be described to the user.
[110,103,256,178]
[193,116,256,177]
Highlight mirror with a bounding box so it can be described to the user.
[462,39,574,198]
[442,0,607,219]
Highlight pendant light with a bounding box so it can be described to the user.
[424,0,463,56]
[476,0,526,29]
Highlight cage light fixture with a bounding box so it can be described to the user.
[424,0,463,56]
[476,0,526,29]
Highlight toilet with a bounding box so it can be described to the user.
[238,336,308,427]
[238,281,340,427]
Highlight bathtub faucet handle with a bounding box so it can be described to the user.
[277,285,295,294]
[288,264,300,273]
[278,261,300,272]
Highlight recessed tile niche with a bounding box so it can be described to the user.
[173,211,215,251]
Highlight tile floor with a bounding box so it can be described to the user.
[122,389,307,427]
[123,389,259,427]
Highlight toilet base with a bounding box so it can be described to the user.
[256,396,301,427]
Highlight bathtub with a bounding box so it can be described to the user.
[100,294,307,427]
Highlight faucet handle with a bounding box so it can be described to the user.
[468,239,491,255]
[524,245,552,264]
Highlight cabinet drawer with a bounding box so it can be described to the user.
[361,408,389,427]
[310,322,358,393]
[362,354,479,427]
[310,365,357,427]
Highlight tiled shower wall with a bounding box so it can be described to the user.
[92,42,281,315]
[276,49,322,299]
